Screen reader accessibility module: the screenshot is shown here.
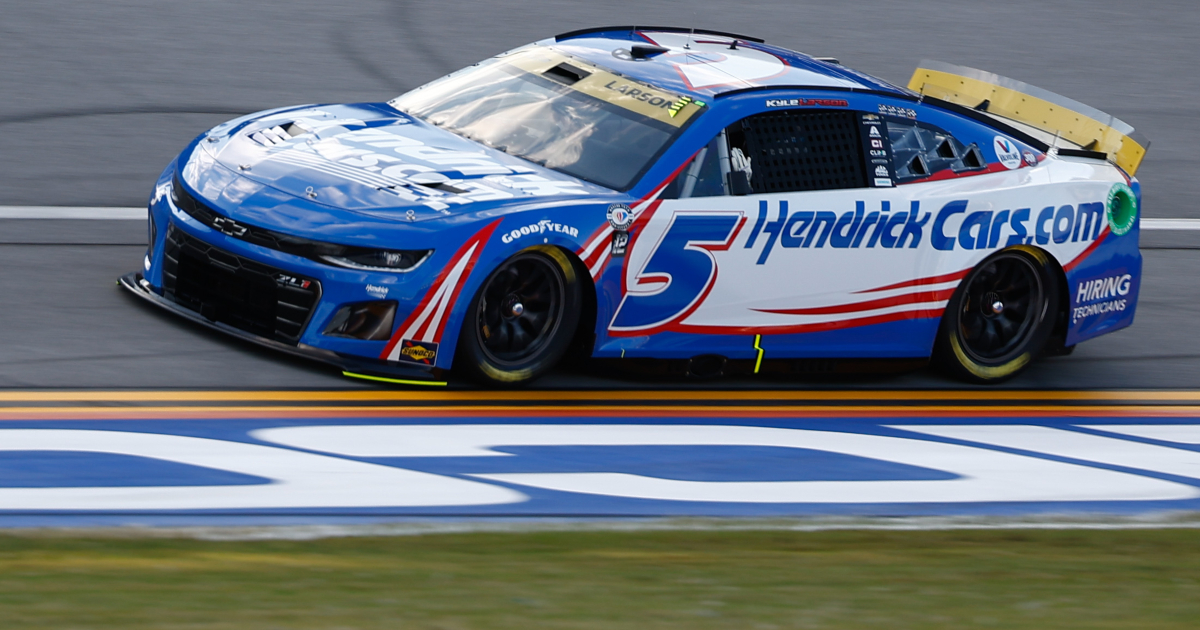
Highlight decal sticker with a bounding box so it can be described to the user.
[765,98,849,108]
[504,48,706,126]
[611,232,630,258]
[668,96,695,118]
[994,136,1022,170]
[1106,183,1137,236]
[366,284,389,299]
[265,127,590,217]
[500,219,580,244]
[609,211,745,333]
[607,204,634,230]
[878,104,917,120]
[1072,274,1133,324]
[607,203,636,257]
[859,112,893,187]
[397,339,439,365]
[1023,150,1038,166]
[746,199,931,264]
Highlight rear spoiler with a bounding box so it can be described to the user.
[908,60,1149,175]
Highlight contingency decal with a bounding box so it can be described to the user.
[994,136,1023,170]
[381,220,501,361]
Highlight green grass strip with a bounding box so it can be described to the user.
[1,528,1198,628]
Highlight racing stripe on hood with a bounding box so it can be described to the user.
[381,220,501,360]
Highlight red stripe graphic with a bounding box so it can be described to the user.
[756,287,957,316]
[856,269,970,294]
[1063,227,1111,272]
[380,219,501,359]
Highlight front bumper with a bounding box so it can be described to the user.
[118,272,446,385]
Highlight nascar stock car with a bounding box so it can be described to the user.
[120,26,1148,386]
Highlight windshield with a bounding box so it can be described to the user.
[391,47,707,191]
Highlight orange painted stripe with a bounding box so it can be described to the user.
[3,390,1200,404]
[0,404,1198,421]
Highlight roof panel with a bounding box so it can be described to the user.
[552,28,907,98]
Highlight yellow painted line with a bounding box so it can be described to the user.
[1,404,1199,416]
[3,390,1200,403]
[341,371,447,387]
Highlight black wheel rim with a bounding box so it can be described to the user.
[477,253,564,365]
[957,254,1044,363]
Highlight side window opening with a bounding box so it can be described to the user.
[887,118,985,181]
[663,108,884,199]
[661,135,728,199]
[736,110,867,194]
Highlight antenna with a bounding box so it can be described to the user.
[685,17,695,49]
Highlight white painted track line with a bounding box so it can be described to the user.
[1141,219,1200,230]
[0,206,146,220]
[0,207,1198,230]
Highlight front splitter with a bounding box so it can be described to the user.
[117,272,446,386]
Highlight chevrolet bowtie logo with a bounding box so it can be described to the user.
[212,216,247,237]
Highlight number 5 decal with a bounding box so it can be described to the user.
[609,212,744,334]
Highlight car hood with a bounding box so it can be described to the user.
[185,102,609,225]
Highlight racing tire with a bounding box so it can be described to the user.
[456,246,582,386]
[934,247,1060,384]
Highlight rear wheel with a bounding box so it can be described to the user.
[456,246,581,386]
[935,248,1059,383]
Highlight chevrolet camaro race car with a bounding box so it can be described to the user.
[121,26,1148,386]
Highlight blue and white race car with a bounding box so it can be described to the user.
[121,26,1148,386]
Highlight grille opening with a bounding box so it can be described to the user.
[162,226,320,344]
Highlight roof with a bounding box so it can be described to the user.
[551,27,908,98]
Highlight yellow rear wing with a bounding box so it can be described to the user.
[908,61,1149,175]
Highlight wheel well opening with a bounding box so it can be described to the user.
[556,246,598,364]
[1044,250,1071,350]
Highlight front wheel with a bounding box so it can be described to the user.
[456,246,582,386]
[934,248,1059,384]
